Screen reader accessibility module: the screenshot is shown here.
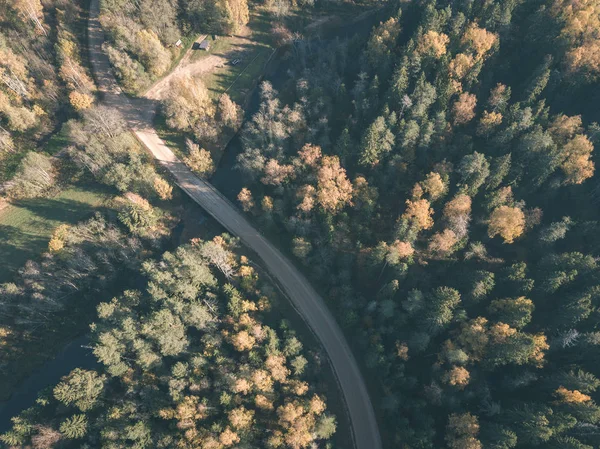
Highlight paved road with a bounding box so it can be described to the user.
[88,3,382,449]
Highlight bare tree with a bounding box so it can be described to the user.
[200,241,235,279]
[83,106,125,138]
[15,0,48,36]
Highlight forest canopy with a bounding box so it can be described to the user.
[232,0,600,447]
[1,237,337,448]
[3,0,600,447]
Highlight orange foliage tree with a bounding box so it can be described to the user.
[488,206,525,243]
[316,156,353,213]
[561,134,595,184]
[555,386,592,403]
[403,198,434,230]
[238,188,255,212]
[453,92,477,125]
[443,366,471,389]
[462,23,498,59]
[418,31,450,58]
[446,412,482,449]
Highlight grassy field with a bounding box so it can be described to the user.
[192,8,274,104]
[0,185,109,282]
[205,47,274,104]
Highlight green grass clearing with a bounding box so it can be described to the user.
[189,34,231,64]
[205,47,274,103]
[191,8,274,103]
[0,185,110,282]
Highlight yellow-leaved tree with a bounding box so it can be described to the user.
[488,206,525,243]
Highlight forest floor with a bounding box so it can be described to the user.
[0,185,109,282]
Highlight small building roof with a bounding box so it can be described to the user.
[199,40,210,49]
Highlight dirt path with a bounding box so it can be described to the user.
[88,2,382,449]
[143,34,205,100]
[144,30,254,101]
[0,200,9,215]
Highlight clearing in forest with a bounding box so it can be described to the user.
[144,9,273,104]
[0,186,109,282]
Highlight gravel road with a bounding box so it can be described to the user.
[88,3,382,448]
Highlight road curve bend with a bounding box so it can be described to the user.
[88,3,382,449]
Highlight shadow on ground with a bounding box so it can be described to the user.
[0,198,110,282]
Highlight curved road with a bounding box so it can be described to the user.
[88,3,382,449]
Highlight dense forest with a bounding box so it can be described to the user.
[0,0,339,446]
[0,98,182,395]
[1,237,337,448]
[3,0,600,447]
[233,0,600,447]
